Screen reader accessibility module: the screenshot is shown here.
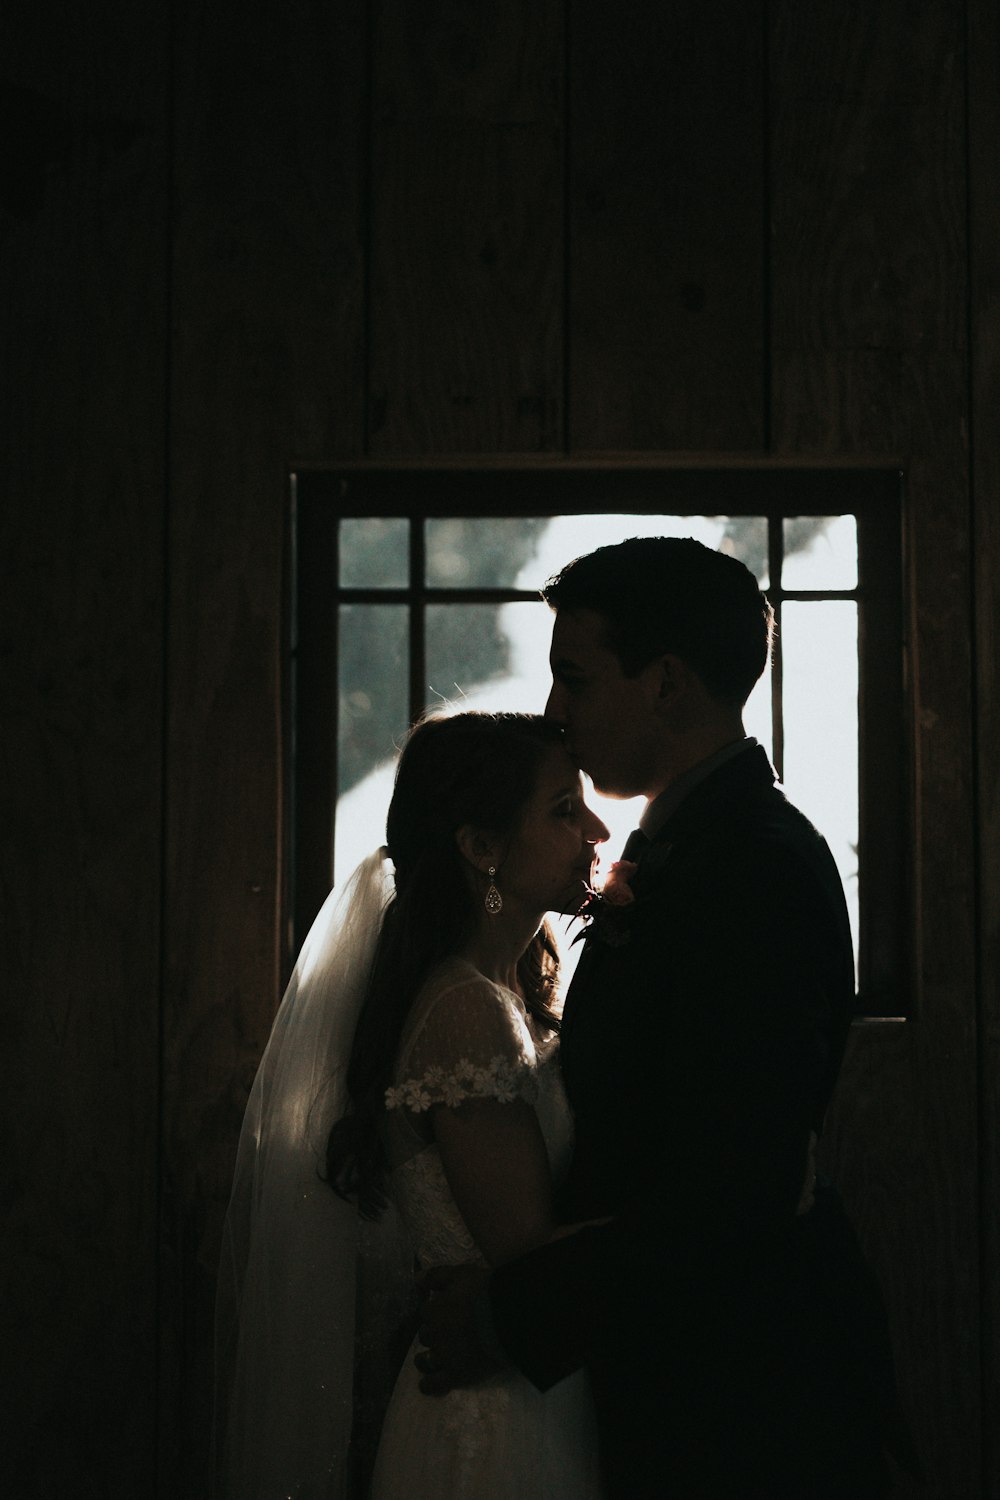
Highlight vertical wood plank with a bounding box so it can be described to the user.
[969,0,1000,1492]
[569,0,766,451]
[769,2,975,1492]
[163,3,366,1491]
[369,0,564,454]
[0,5,168,1493]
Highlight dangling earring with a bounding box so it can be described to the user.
[484,866,503,915]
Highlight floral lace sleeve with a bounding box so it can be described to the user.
[387,971,538,1114]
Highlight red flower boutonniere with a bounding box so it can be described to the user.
[600,859,638,906]
[574,859,639,946]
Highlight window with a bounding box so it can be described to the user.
[289,462,907,1017]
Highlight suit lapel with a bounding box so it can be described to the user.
[560,746,779,1060]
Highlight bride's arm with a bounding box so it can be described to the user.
[430,1097,557,1267]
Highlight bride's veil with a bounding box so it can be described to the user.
[214,848,414,1499]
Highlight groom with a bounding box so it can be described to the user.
[419,537,902,1498]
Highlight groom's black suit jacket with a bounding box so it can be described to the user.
[490,746,900,1498]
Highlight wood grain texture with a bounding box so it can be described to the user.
[0,5,168,1493]
[369,0,564,453]
[769,2,976,1492]
[969,0,1000,1492]
[568,0,766,450]
[769,3,965,358]
[162,2,366,1490]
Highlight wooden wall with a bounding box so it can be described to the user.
[2,1,996,1495]
[971,0,1000,1491]
[1,4,168,1491]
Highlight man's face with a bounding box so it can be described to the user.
[544,608,664,799]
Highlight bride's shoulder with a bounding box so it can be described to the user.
[414,956,517,1016]
[388,956,541,1114]
[398,957,534,1071]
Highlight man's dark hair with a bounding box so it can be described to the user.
[542,535,773,707]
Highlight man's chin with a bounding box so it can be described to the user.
[587,777,636,801]
[569,750,638,800]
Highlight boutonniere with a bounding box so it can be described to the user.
[573,859,639,947]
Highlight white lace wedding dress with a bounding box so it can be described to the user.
[370,957,604,1500]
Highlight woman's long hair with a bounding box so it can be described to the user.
[326,711,566,1217]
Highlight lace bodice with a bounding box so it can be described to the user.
[372,961,604,1500]
[384,958,574,1268]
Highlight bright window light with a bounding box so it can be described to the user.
[332,513,860,979]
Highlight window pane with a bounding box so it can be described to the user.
[425,601,551,708]
[780,600,859,967]
[424,515,770,595]
[524,516,743,585]
[336,603,408,882]
[340,517,409,587]
[719,516,770,591]
[425,518,550,587]
[782,515,857,589]
[524,515,767,590]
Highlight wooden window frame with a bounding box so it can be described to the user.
[288,458,908,1018]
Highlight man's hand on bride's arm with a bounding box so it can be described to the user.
[415,1264,499,1394]
[416,1216,612,1394]
[549,1214,613,1240]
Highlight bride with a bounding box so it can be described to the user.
[215,711,610,1498]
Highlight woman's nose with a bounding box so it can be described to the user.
[586,810,611,844]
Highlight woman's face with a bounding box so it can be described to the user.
[497,744,610,916]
